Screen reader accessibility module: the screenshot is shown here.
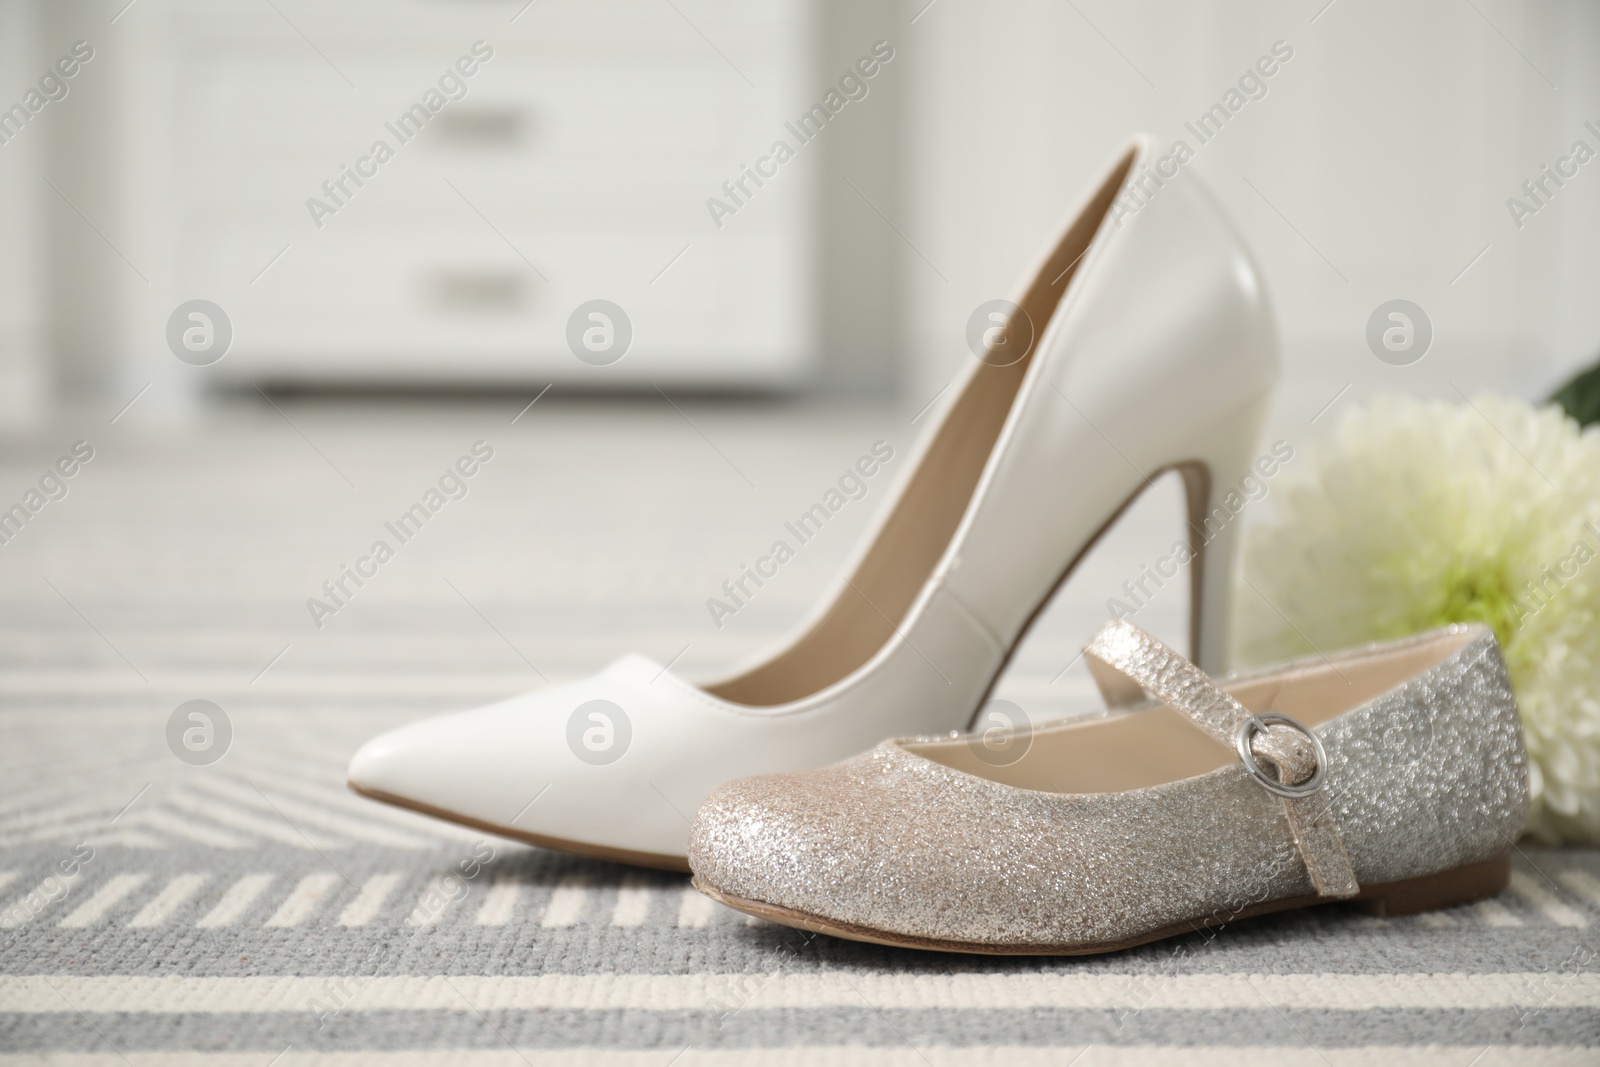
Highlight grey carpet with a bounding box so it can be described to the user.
[1,398,1597,1064]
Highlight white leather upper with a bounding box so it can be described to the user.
[347,135,1282,860]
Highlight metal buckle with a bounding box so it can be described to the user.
[1234,713,1327,798]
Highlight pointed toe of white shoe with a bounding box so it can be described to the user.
[346,655,701,870]
[345,710,516,821]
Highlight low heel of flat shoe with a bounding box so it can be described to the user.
[1350,854,1511,917]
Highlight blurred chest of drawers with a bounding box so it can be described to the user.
[156,0,815,388]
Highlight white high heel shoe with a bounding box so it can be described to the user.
[348,134,1280,869]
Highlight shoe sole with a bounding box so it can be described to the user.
[691,853,1510,955]
[348,781,692,872]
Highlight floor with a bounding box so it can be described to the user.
[1,396,1597,1064]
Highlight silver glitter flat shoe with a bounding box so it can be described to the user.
[687,618,1529,955]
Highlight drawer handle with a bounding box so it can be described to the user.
[433,107,527,146]
[429,270,529,312]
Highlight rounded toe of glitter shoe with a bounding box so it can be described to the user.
[688,619,1530,954]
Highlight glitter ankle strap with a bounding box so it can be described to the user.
[1085,618,1359,898]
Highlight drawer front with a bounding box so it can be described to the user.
[162,0,815,385]
[203,221,811,383]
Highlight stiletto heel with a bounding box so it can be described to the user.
[349,134,1284,868]
[1177,389,1276,675]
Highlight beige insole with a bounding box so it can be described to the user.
[911,629,1477,794]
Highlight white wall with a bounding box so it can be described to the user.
[0,0,47,424]
[902,0,1600,419]
[1552,0,1600,377]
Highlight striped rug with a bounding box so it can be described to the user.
[2,397,1597,1062]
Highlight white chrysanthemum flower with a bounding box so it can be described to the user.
[1238,393,1600,844]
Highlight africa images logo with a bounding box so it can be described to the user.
[304,41,495,230]
[704,40,895,230]
[705,441,895,629]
